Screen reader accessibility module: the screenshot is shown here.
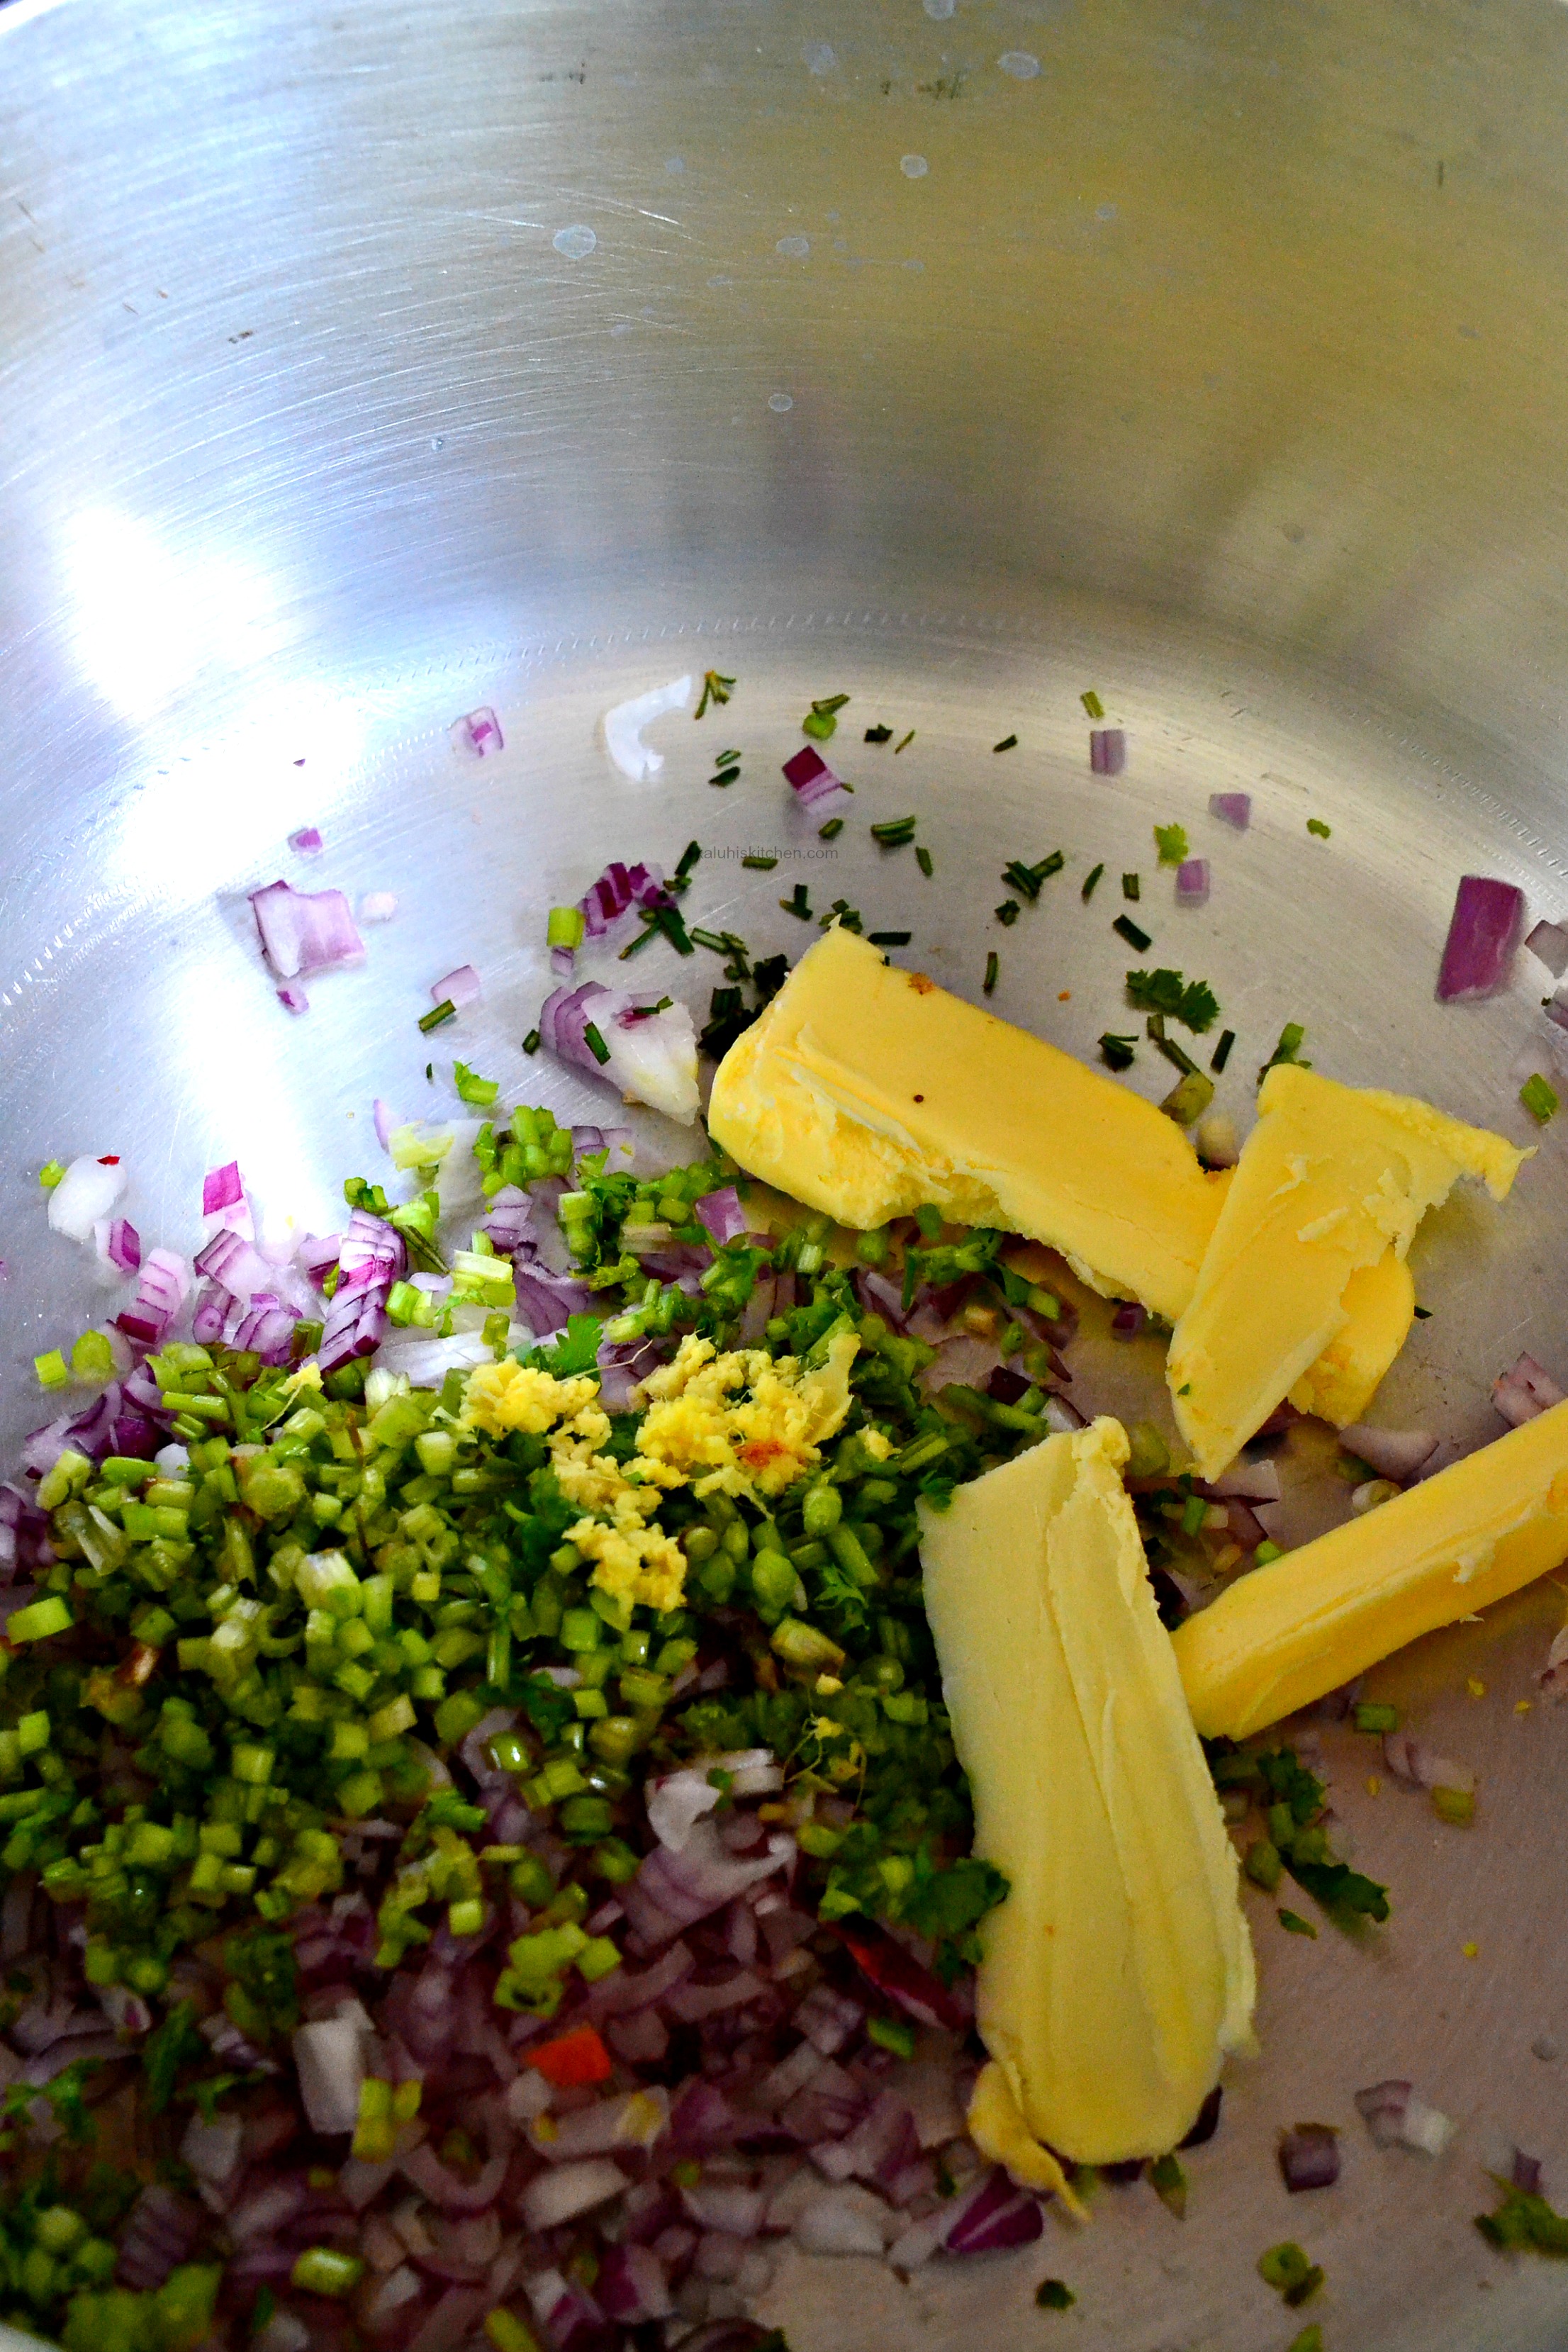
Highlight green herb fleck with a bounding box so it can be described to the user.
[38,1159,67,1189]
[782,884,813,921]
[1210,1028,1236,1073]
[819,817,844,840]
[1099,1033,1137,1072]
[1414,1304,1432,1318]
[995,901,1021,926]
[694,669,735,717]
[1353,1701,1399,1734]
[894,729,915,754]
[984,952,999,995]
[1081,690,1105,719]
[1287,2329,1325,2352]
[1277,1908,1318,1938]
[864,724,893,744]
[916,845,934,878]
[1081,862,1104,902]
[1258,2241,1324,2309]
[1260,1021,1309,1084]
[583,1022,611,1067]
[1036,2279,1075,2311]
[742,854,778,870]
[1125,970,1221,1034]
[1306,819,1331,839]
[869,931,912,947]
[1155,823,1189,866]
[1149,2152,1187,2219]
[993,734,1018,753]
[418,999,457,1034]
[1432,1785,1476,1826]
[1477,2183,1568,2256]
[1121,872,1141,901]
[1522,1073,1559,1123]
[709,764,741,788]
[1114,914,1152,953]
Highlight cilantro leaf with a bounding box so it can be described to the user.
[521,1674,576,1745]
[525,1313,604,1376]
[1287,1857,1390,1924]
[1154,822,1189,866]
[1125,969,1220,1034]
[1477,2184,1568,2255]
[142,1999,204,2114]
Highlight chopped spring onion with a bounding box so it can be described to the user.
[1260,1021,1309,1082]
[782,884,813,920]
[453,1063,500,1107]
[742,854,777,870]
[868,931,912,947]
[1277,1909,1318,1939]
[1121,873,1140,901]
[694,668,735,717]
[523,1028,541,1054]
[871,817,917,846]
[709,764,741,787]
[676,839,702,874]
[916,845,934,878]
[819,817,844,840]
[995,901,1020,926]
[894,730,915,753]
[1161,1070,1214,1126]
[1114,914,1151,952]
[993,734,1018,752]
[547,907,586,951]
[419,1000,457,1034]
[984,952,999,995]
[1431,1786,1476,1826]
[1081,863,1104,902]
[38,1160,67,1189]
[582,1024,611,1067]
[1258,2242,1324,2308]
[1521,1073,1559,1123]
[34,1350,69,1391]
[1210,1028,1236,1073]
[802,693,851,741]
[1099,1034,1137,1072]
[1081,689,1104,719]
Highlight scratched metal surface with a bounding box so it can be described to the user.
[3,0,1568,2344]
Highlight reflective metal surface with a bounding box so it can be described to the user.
[4,0,1568,2343]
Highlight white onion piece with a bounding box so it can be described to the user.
[1351,1479,1401,1515]
[292,2015,365,2134]
[792,2183,900,2257]
[179,2112,242,2190]
[1382,1730,1474,1793]
[1340,1423,1438,1483]
[603,674,693,780]
[520,2158,627,2233]
[1493,1353,1567,1428]
[647,1770,723,1853]
[1210,1457,1282,1503]
[48,1155,126,1242]
[254,2314,313,2352]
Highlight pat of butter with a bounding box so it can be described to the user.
[1174,1399,1568,1738]
[919,1417,1255,2164]
[709,926,1227,1322]
[1168,1065,1525,1478]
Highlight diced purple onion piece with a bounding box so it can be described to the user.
[943,2166,1046,2253]
[1089,727,1126,777]
[276,984,309,1014]
[1279,2123,1340,2193]
[114,1248,189,1347]
[373,1098,396,1150]
[1111,1302,1146,1340]
[1338,1423,1438,1482]
[551,944,576,978]
[287,826,323,856]
[1513,2148,1545,2196]
[1354,2080,1411,2147]
[1209,1456,1282,1502]
[1175,857,1210,907]
[249,879,365,981]
[1492,1351,1566,1428]
[578,860,671,940]
[1381,1730,1474,1793]
[693,1187,746,1246]
[453,705,504,756]
[1525,918,1568,978]
[103,1219,142,1277]
[783,745,849,810]
[430,964,481,1009]
[1209,792,1251,829]
[1435,874,1525,1002]
[201,1161,244,1218]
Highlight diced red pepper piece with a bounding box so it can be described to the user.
[837,1925,966,2033]
[527,2024,612,2088]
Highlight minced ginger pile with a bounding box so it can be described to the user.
[461,1329,873,1611]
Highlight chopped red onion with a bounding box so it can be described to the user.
[1525,918,1568,977]
[359,891,398,924]
[1278,2122,1340,2192]
[1338,1423,1438,1482]
[694,1187,747,1246]
[597,2244,674,2324]
[231,1297,300,1365]
[1435,874,1525,1002]
[201,1161,244,1218]
[578,858,673,940]
[452,705,504,756]
[791,2183,897,2258]
[48,1154,127,1243]
[1355,2079,1455,2156]
[100,1217,142,1277]
[783,745,850,811]
[520,2158,625,2234]
[1512,2148,1545,2195]
[288,826,323,856]
[115,1248,189,1347]
[1089,727,1126,776]
[943,2166,1046,2253]
[539,978,700,1124]
[250,879,365,980]
[114,2186,201,2290]
[793,1983,866,2057]
[1209,792,1251,829]
[1492,1351,1566,1428]
[318,1210,405,1372]
[1538,1623,1568,1700]
[193,1227,273,1304]
[1382,1730,1474,1794]
[1111,1302,1146,1340]
[276,984,309,1014]
[430,963,481,1010]
[1210,1457,1282,1503]
[1175,857,1210,907]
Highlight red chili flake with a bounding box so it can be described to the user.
[97,1155,121,1165]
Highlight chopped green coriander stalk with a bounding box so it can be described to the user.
[1306,819,1331,839]
[1081,862,1104,902]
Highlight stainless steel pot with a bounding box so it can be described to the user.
[4,1,1568,2344]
